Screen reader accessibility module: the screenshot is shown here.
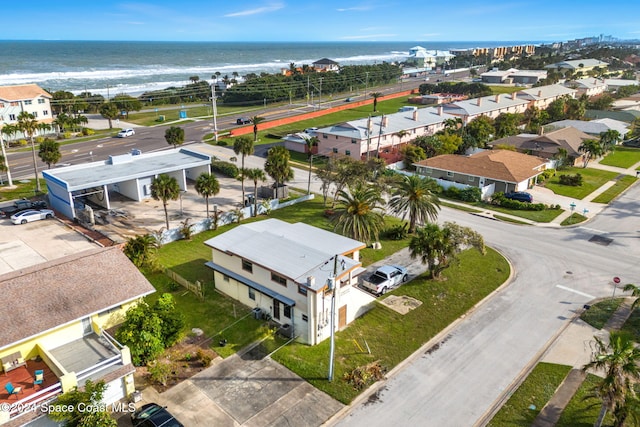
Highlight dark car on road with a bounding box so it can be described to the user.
[236,117,252,125]
[504,191,533,203]
[132,403,184,427]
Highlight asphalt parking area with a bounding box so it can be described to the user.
[138,346,343,427]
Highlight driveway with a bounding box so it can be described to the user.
[135,346,343,426]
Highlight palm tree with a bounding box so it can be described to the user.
[264,146,294,197]
[623,283,640,309]
[16,112,42,192]
[408,223,455,279]
[389,175,441,233]
[243,168,266,217]
[151,174,181,229]
[233,137,254,203]
[370,92,383,112]
[579,139,604,167]
[600,129,621,152]
[194,173,220,218]
[332,183,385,244]
[123,234,158,268]
[164,126,185,148]
[583,331,640,427]
[98,103,119,129]
[251,116,265,142]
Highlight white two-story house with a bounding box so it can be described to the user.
[204,219,376,345]
[0,84,53,130]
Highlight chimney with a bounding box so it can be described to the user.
[438,105,444,116]
[495,94,500,103]
[382,115,388,127]
[537,90,542,97]
[307,276,315,288]
[476,97,482,107]
[412,109,419,121]
[511,92,517,100]
[538,127,544,136]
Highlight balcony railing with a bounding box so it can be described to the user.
[7,382,62,420]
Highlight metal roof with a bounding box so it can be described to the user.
[43,147,211,191]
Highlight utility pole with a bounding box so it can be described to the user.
[0,126,13,187]
[328,255,338,381]
[365,71,369,95]
[366,115,372,161]
[211,82,218,143]
[319,77,323,108]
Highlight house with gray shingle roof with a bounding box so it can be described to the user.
[0,246,155,423]
[442,92,530,123]
[545,59,608,74]
[517,84,577,109]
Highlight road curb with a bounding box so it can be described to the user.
[324,246,515,426]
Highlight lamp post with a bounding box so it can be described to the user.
[211,82,219,143]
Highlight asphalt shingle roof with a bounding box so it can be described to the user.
[0,84,51,101]
[0,246,155,350]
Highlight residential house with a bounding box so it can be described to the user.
[544,59,608,75]
[0,247,155,426]
[604,78,639,92]
[517,84,577,110]
[0,84,53,136]
[546,118,630,138]
[406,46,455,69]
[489,127,592,166]
[314,106,457,161]
[564,78,607,97]
[480,68,547,85]
[480,68,519,84]
[442,92,530,124]
[312,58,339,72]
[204,219,375,346]
[408,93,468,105]
[414,150,547,196]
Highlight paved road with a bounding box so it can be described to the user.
[332,183,640,427]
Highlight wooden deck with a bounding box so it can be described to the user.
[0,360,57,405]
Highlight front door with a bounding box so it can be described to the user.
[338,305,347,329]
[273,300,280,320]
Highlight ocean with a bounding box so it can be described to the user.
[1,40,539,97]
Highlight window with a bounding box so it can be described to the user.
[322,134,328,139]
[10,102,19,107]
[332,148,338,154]
[9,114,16,121]
[284,305,291,319]
[248,288,255,300]
[298,285,308,296]
[335,135,338,139]
[32,112,38,118]
[242,259,253,273]
[38,99,45,104]
[43,110,49,116]
[0,103,4,108]
[222,274,229,282]
[345,150,351,156]
[351,139,357,144]
[468,175,474,182]
[447,171,454,178]
[302,314,308,322]
[271,272,287,286]
[24,100,32,105]
[423,167,432,174]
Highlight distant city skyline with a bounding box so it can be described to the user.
[1,1,638,43]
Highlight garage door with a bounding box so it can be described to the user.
[102,377,125,405]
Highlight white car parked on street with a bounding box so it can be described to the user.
[117,128,135,138]
[11,209,55,225]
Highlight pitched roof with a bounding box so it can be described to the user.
[443,93,529,117]
[0,246,155,349]
[415,150,546,183]
[313,58,338,65]
[547,119,630,136]
[490,127,592,156]
[545,59,608,70]
[0,84,52,101]
[518,84,577,101]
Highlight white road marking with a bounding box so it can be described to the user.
[555,284,595,299]
[578,226,609,235]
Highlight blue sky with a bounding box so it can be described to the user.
[2,1,638,42]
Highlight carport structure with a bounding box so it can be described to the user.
[43,148,211,220]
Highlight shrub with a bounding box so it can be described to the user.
[217,140,228,146]
[211,160,238,178]
[35,136,45,144]
[82,128,95,136]
[196,349,213,367]
[147,360,174,386]
[491,192,545,211]
[343,361,387,390]
[443,186,481,203]
[63,132,73,139]
[558,173,583,186]
[19,139,28,146]
[383,223,408,240]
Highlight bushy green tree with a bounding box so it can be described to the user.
[123,234,158,269]
[332,182,385,244]
[164,126,185,148]
[49,380,116,427]
[38,139,61,169]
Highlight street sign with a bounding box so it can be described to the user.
[613,277,621,284]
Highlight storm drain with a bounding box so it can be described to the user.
[589,235,613,246]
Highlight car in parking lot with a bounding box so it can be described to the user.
[117,128,135,138]
[236,117,252,125]
[504,191,533,203]
[10,209,55,225]
[132,403,184,427]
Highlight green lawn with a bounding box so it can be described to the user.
[599,146,640,168]
[480,204,564,223]
[0,178,47,201]
[561,213,587,226]
[590,175,637,204]
[620,307,640,342]
[488,86,522,94]
[580,298,624,330]
[556,374,613,427]
[544,167,619,199]
[126,103,263,126]
[488,363,572,427]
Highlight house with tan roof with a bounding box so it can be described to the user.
[414,150,547,196]
[204,219,375,346]
[0,247,155,425]
[0,84,53,128]
[517,84,577,109]
[488,127,591,167]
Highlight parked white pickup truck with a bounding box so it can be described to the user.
[361,265,408,295]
